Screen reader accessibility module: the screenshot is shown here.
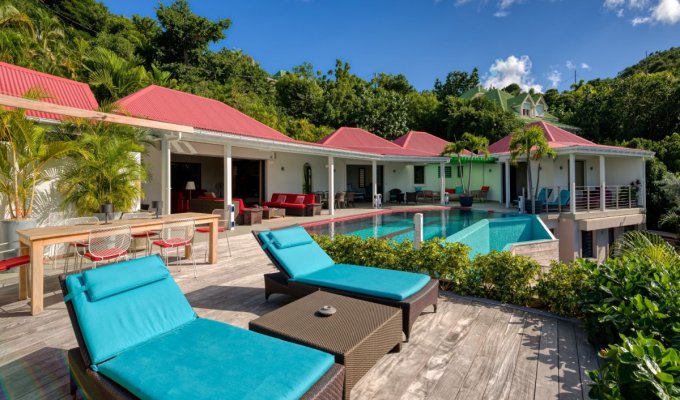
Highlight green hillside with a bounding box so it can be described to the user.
[619,47,680,77]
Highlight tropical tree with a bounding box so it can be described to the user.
[85,47,149,102]
[0,92,75,219]
[56,115,149,215]
[509,125,557,212]
[441,132,489,195]
[610,231,680,267]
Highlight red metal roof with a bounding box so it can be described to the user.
[489,121,620,154]
[393,130,473,156]
[0,62,98,120]
[117,85,295,142]
[318,127,434,156]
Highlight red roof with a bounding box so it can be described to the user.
[489,121,618,154]
[393,130,473,156]
[0,62,98,120]
[318,127,434,156]
[117,85,295,142]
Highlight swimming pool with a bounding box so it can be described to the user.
[304,209,513,242]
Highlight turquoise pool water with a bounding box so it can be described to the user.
[445,215,554,258]
[304,209,513,242]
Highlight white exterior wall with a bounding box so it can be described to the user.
[605,157,645,186]
[266,152,332,195]
[142,144,163,206]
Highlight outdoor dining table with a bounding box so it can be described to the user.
[16,212,219,315]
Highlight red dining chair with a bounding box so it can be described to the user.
[82,225,131,268]
[196,209,232,263]
[152,219,196,277]
[63,217,100,273]
[122,212,158,257]
[0,242,30,274]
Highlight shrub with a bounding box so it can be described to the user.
[312,234,470,284]
[462,251,540,306]
[589,333,680,399]
[582,254,680,347]
[536,260,591,317]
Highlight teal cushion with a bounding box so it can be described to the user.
[259,229,334,278]
[455,186,464,193]
[65,256,196,366]
[83,257,169,301]
[98,319,334,400]
[269,226,313,249]
[294,264,431,301]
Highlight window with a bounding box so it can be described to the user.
[581,230,594,258]
[358,168,366,188]
[414,166,425,184]
[456,165,464,178]
[437,166,452,178]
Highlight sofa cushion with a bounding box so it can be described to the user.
[64,256,196,366]
[294,263,431,301]
[275,194,287,203]
[293,195,305,204]
[98,318,334,400]
[259,227,334,278]
[281,203,306,209]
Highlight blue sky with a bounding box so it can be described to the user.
[102,0,680,92]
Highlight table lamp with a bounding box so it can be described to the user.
[151,200,162,218]
[185,181,196,200]
[99,203,113,224]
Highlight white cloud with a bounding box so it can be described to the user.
[484,55,543,93]
[604,0,680,24]
[652,0,680,23]
[546,70,562,88]
[566,60,575,69]
[494,10,509,17]
[580,62,591,69]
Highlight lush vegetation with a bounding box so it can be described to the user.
[315,231,680,398]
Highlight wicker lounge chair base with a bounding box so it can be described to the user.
[263,271,438,341]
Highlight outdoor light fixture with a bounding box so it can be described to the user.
[152,200,162,218]
[99,203,113,224]
[185,181,196,200]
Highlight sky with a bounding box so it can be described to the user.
[101,0,680,92]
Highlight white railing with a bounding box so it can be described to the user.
[523,185,639,215]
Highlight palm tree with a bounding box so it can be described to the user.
[86,47,150,101]
[509,125,556,213]
[0,90,75,219]
[56,115,149,215]
[610,231,679,267]
[442,132,489,196]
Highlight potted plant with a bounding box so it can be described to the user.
[56,116,148,217]
[0,96,74,253]
[509,125,556,214]
[442,132,489,207]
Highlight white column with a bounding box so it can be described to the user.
[134,151,142,211]
[569,153,576,213]
[504,161,511,208]
[599,155,606,211]
[439,161,446,205]
[328,156,335,216]
[372,160,378,209]
[160,139,171,215]
[640,158,647,209]
[224,144,232,208]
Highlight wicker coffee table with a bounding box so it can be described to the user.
[249,291,402,400]
[263,207,285,219]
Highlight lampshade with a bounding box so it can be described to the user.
[185,181,196,190]
[151,200,162,209]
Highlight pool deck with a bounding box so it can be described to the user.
[0,207,601,400]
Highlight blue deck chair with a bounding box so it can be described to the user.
[546,189,570,208]
[253,226,438,340]
[60,256,344,400]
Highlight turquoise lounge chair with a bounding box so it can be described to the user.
[253,226,438,340]
[60,256,344,400]
[546,189,570,208]
[536,188,552,203]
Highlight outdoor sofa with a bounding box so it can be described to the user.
[60,255,345,400]
[264,193,318,216]
[253,226,439,341]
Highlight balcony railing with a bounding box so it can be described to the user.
[522,185,639,215]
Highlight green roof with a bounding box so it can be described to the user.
[460,85,487,100]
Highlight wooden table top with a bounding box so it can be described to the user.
[17,212,217,242]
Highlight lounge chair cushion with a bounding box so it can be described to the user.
[259,227,334,278]
[269,226,314,249]
[64,256,196,365]
[97,318,334,400]
[294,263,431,301]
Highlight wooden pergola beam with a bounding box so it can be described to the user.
[0,93,194,133]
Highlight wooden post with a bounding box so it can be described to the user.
[30,242,44,315]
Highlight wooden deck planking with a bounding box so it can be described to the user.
[557,320,584,399]
[0,232,598,400]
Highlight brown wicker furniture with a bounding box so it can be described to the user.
[263,207,286,219]
[306,203,323,216]
[60,258,345,400]
[253,227,438,341]
[405,192,418,204]
[241,208,263,225]
[250,291,402,400]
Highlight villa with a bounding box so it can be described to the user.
[0,60,653,400]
